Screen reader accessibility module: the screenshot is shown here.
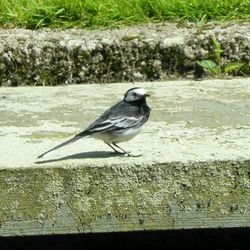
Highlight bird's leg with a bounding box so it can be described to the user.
[106,143,126,155]
[113,143,142,157]
[112,143,130,155]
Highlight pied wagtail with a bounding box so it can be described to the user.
[37,87,150,158]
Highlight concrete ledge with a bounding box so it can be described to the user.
[0,23,250,86]
[1,79,250,236]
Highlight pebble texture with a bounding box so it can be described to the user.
[0,22,249,86]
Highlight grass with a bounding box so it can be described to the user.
[0,0,249,29]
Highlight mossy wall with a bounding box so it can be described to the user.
[1,160,250,236]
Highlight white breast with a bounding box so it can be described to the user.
[92,126,143,144]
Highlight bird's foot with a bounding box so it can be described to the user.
[106,143,141,157]
[116,150,142,157]
[108,151,141,157]
[125,152,142,157]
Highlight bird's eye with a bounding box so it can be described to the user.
[133,92,137,96]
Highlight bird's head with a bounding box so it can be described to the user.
[124,87,150,103]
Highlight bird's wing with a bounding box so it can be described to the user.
[85,101,141,134]
[111,116,143,129]
[88,116,143,133]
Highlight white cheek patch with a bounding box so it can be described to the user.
[125,88,147,102]
[133,88,147,96]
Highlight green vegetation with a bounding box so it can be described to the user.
[197,37,243,77]
[0,0,249,29]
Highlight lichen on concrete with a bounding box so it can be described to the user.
[1,160,250,235]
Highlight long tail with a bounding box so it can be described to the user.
[37,131,89,159]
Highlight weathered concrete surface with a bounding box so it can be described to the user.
[0,22,250,86]
[0,79,250,236]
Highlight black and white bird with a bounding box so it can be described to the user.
[37,87,150,158]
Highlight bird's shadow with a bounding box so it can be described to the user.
[35,150,122,164]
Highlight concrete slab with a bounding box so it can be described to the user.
[1,79,250,236]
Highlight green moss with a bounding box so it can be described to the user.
[0,168,64,224]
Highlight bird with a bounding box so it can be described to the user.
[37,87,151,158]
